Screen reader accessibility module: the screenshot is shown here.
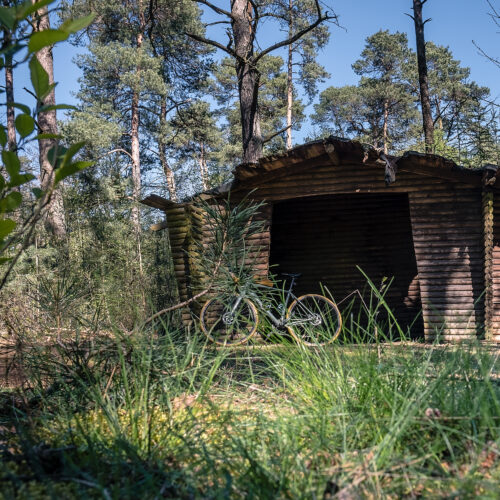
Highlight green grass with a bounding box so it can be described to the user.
[1,317,500,498]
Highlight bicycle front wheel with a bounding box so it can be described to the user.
[286,294,342,346]
[200,297,258,346]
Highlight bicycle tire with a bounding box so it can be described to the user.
[286,294,342,346]
[200,297,259,346]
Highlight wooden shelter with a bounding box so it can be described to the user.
[142,137,500,342]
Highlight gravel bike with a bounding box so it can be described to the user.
[199,273,342,346]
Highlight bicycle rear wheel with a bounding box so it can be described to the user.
[286,294,342,346]
[200,297,258,346]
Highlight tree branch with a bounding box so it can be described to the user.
[253,13,332,64]
[205,20,232,26]
[487,0,500,28]
[195,0,234,19]
[143,288,210,324]
[473,40,500,68]
[186,32,238,59]
[99,148,134,161]
[262,124,292,144]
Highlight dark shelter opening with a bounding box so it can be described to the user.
[269,193,424,339]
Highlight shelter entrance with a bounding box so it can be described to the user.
[269,193,423,338]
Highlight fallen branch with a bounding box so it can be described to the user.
[143,288,210,325]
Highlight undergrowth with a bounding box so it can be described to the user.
[1,312,500,498]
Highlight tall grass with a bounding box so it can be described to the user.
[1,300,500,498]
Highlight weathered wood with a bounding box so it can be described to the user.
[150,220,169,231]
[483,191,494,339]
[147,139,498,340]
[141,194,179,211]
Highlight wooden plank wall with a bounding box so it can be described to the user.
[166,201,272,326]
[490,193,500,340]
[244,204,272,278]
[164,205,193,325]
[240,160,485,341]
[269,193,423,338]
[408,188,484,341]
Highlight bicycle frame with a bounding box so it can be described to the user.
[231,276,300,328]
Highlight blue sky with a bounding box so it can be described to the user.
[16,0,500,143]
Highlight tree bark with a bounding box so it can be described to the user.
[382,99,389,154]
[130,86,141,233]
[232,0,263,164]
[413,0,434,153]
[33,4,66,239]
[4,14,20,224]
[159,98,178,201]
[198,142,208,190]
[130,17,144,235]
[285,0,293,150]
[4,36,16,152]
[2,1,15,152]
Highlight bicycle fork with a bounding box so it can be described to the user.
[222,296,243,325]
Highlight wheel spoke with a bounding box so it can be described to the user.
[200,297,258,346]
[287,295,342,346]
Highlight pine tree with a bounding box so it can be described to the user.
[270,0,330,149]
[63,0,210,205]
[212,54,305,167]
[312,31,418,153]
[189,0,334,163]
[410,0,434,153]
[168,100,223,193]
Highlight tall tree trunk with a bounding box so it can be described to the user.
[3,1,15,151]
[382,99,389,154]
[4,40,16,152]
[198,142,208,190]
[285,0,293,150]
[131,9,146,296]
[413,0,434,153]
[159,98,178,201]
[130,87,141,233]
[232,0,262,164]
[4,18,20,224]
[130,23,144,235]
[33,4,66,239]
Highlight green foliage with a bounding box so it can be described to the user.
[312,30,500,165]
[313,30,418,152]
[62,0,213,199]
[268,0,331,101]
[0,0,94,283]
[167,100,225,192]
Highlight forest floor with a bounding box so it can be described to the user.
[1,331,500,498]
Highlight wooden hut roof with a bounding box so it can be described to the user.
[231,137,495,190]
[141,137,500,210]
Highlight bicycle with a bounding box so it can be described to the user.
[199,273,342,346]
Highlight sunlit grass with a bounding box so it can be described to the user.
[2,304,500,498]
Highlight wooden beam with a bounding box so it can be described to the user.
[150,220,169,231]
[231,152,333,193]
[141,194,181,211]
[396,155,485,187]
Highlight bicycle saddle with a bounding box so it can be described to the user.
[282,272,302,278]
